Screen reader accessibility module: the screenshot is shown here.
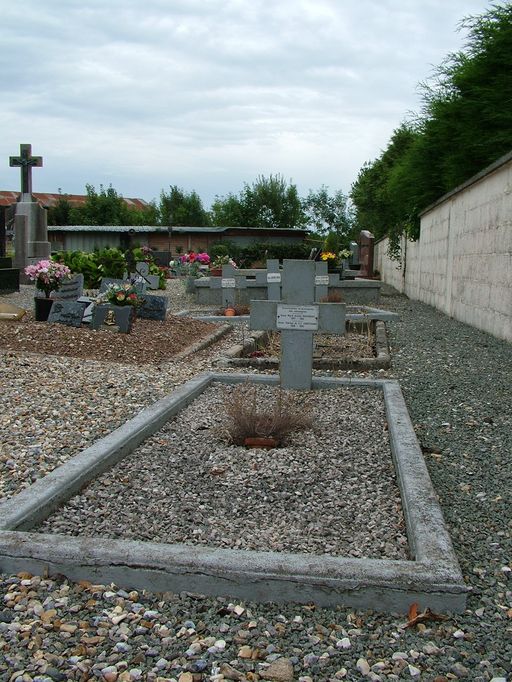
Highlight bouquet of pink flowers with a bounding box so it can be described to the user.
[25,259,71,298]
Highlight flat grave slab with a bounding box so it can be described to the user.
[0,372,467,613]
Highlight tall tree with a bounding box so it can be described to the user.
[211,174,306,229]
[302,186,353,242]
[350,3,512,256]
[158,186,211,226]
[63,184,157,226]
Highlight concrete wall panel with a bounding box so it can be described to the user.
[374,156,512,342]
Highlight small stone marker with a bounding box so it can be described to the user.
[314,261,330,301]
[90,305,135,333]
[47,300,88,328]
[133,261,160,290]
[137,294,167,321]
[52,273,84,300]
[0,302,26,320]
[250,260,346,389]
[76,296,94,324]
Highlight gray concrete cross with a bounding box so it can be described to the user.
[314,261,342,301]
[250,260,346,389]
[265,258,281,300]
[9,144,43,195]
[206,263,246,307]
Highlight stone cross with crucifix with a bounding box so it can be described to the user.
[250,260,346,389]
[8,143,50,278]
[9,144,43,197]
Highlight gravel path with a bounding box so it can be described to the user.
[0,283,511,680]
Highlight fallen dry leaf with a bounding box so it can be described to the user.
[400,607,449,629]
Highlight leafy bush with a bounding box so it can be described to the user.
[53,250,102,288]
[94,247,126,280]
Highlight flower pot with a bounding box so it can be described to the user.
[209,268,222,277]
[34,297,54,322]
[224,307,236,317]
[244,436,278,449]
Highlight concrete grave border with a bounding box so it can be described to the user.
[0,373,467,612]
[218,320,391,370]
[176,305,399,325]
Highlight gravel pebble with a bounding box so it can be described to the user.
[0,285,510,679]
[38,383,407,558]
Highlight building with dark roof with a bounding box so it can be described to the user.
[47,225,308,255]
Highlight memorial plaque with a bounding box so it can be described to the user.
[137,294,167,321]
[47,301,87,328]
[91,305,135,334]
[276,304,319,331]
[267,272,281,283]
[221,278,236,288]
[314,275,329,286]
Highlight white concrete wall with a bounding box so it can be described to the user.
[374,156,512,342]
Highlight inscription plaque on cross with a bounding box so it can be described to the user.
[9,144,43,196]
[250,260,346,389]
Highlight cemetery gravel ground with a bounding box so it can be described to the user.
[0,282,511,680]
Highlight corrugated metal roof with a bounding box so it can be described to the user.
[0,191,149,210]
[48,225,308,234]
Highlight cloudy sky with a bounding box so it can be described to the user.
[1,0,492,207]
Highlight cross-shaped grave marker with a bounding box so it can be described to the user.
[250,260,346,389]
[265,258,281,300]
[206,263,247,307]
[9,144,43,195]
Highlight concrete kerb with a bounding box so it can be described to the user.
[173,323,231,359]
[0,372,467,612]
[217,321,391,370]
[176,305,399,325]
[175,309,249,325]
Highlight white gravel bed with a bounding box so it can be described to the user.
[0,281,257,502]
[38,382,408,559]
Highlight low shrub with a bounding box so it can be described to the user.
[218,384,313,446]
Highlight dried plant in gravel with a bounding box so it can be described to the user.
[320,290,344,303]
[218,383,313,446]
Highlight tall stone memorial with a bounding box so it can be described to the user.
[9,144,51,282]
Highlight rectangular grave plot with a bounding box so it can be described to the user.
[225,322,391,371]
[0,374,467,612]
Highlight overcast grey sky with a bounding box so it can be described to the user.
[1,0,492,207]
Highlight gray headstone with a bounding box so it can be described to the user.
[47,300,88,328]
[314,261,329,302]
[250,260,346,389]
[135,261,150,277]
[90,304,135,334]
[131,265,160,290]
[52,273,84,300]
[76,296,94,323]
[349,241,359,266]
[138,295,167,321]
